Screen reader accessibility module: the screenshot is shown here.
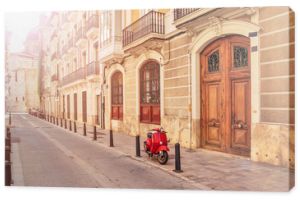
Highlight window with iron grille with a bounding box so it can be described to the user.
[140,61,160,124]
[111,71,123,120]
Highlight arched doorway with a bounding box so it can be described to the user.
[111,71,123,120]
[200,35,251,156]
[139,60,160,124]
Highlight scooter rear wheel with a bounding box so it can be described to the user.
[157,151,168,165]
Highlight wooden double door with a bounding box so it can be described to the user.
[200,35,251,156]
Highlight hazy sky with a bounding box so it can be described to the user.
[5,12,43,53]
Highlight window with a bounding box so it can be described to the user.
[111,71,123,120]
[73,58,77,71]
[208,50,219,72]
[140,61,160,124]
[233,46,248,68]
[82,51,86,66]
[100,11,112,47]
[74,93,77,120]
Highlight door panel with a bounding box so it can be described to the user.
[74,93,77,120]
[205,82,222,148]
[67,95,70,119]
[230,79,250,154]
[151,106,160,124]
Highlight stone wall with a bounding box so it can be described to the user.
[251,7,295,168]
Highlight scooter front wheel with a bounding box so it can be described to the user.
[157,151,168,165]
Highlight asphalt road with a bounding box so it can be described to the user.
[9,114,197,189]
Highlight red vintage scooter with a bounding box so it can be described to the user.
[143,127,169,165]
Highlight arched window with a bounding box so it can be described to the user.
[111,71,123,120]
[140,61,160,124]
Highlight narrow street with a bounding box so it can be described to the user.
[9,114,198,189]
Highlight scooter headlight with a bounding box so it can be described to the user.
[160,141,163,145]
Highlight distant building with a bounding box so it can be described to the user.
[5,52,40,112]
[5,28,41,113]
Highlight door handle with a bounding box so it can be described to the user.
[233,121,248,129]
[208,120,220,127]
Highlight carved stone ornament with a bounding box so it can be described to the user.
[208,16,225,36]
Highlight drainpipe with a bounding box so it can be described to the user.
[188,51,193,151]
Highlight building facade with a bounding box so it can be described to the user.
[40,7,295,168]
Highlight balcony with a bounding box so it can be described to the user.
[122,10,165,49]
[86,61,100,78]
[75,26,88,48]
[86,15,99,39]
[99,36,123,65]
[51,74,58,82]
[59,67,87,87]
[173,8,199,21]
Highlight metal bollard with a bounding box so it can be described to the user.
[74,121,77,133]
[6,127,11,139]
[60,118,63,127]
[9,112,11,125]
[65,119,67,129]
[83,123,87,136]
[136,135,141,157]
[109,129,114,147]
[5,161,12,186]
[93,126,97,141]
[173,143,183,173]
[5,146,11,161]
[69,120,72,131]
[5,137,11,149]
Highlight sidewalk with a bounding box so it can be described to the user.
[67,121,294,191]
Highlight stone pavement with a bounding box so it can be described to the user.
[8,113,294,191]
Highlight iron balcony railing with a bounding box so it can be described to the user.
[75,26,86,42]
[86,15,99,32]
[122,10,165,47]
[87,61,100,76]
[60,67,86,86]
[173,8,199,21]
